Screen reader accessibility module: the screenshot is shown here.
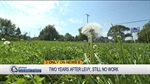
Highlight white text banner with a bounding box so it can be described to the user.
[0,64,149,74]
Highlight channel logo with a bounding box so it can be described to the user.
[10,66,42,73]
[10,66,18,73]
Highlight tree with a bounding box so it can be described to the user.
[138,21,150,43]
[57,35,64,41]
[78,27,88,41]
[19,32,28,40]
[74,35,79,41]
[0,17,16,37]
[15,27,21,35]
[107,25,131,42]
[64,33,74,41]
[39,24,59,41]
[32,37,40,40]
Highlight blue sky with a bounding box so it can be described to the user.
[0,1,149,39]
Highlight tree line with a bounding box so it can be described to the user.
[0,17,30,41]
[37,25,88,41]
[0,17,149,43]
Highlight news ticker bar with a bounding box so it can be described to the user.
[0,64,149,74]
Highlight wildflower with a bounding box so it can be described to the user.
[1,38,5,41]
[81,22,102,38]
[4,41,10,45]
[96,76,100,80]
[93,44,97,48]
[21,39,24,41]
[82,23,102,64]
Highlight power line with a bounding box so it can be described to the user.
[115,19,150,25]
[102,19,150,26]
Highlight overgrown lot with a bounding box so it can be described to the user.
[0,41,149,84]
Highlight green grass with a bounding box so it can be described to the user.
[0,41,149,84]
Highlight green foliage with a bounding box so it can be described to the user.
[0,41,149,84]
[57,35,65,41]
[15,27,21,35]
[3,75,44,84]
[107,25,131,42]
[138,21,150,43]
[39,24,59,41]
[0,17,16,37]
[64,33,74,41]
[15,78,25,84]
[0,17,26,41]
[78,27,88,41]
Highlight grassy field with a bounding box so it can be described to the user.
[0,41,149,84]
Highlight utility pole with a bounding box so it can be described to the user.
[86,13,89,23]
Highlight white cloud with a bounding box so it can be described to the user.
[6,1,58,15]
[0,1,70,37]
[68,18,82,24]
[0,1,59,26]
